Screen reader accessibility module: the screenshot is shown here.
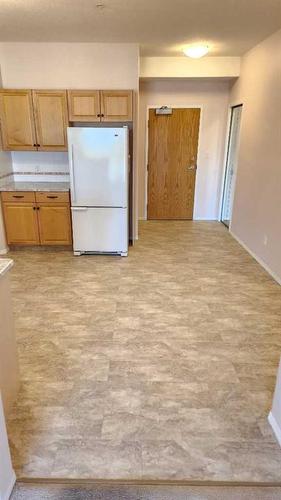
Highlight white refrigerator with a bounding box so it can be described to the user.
[67,127,129,256]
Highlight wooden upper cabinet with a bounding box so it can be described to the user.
[68,90,100,122]
[0,90,37,151]
[32,90,68,151]
[101,90,133,122]
[67,90,133,122]
[0,88,133,151]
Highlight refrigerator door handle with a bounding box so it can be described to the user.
[69,144,76,203]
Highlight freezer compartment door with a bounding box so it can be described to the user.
[68,127,128,208]
[71,207,128,254]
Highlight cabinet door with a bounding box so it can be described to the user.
[100,90,133,122]
[37,204,72,245]
[2,203,39,245]
[32,90,68,151]
[68,90,101,122]
[0,90,37,151]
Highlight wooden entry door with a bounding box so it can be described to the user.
[147,108,200,219]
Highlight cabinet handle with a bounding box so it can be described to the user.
[33,206,36,210]
[37,144,40,147]
[47,195,58,199]
[97,113,101,117]
[33,144,37,147]
[101,114,104,117]
[13,195,24,199]
[37,207,40,210]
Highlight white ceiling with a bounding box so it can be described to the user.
[0,0,281,56]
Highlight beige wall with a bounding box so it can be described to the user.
[0,197,8,254]
[0,68,12,254]
[0,42,139,89]
[0,393,15,500]
[138,79,230,220]
[0,268,19,416]
[0,151,12,255]
[0,151,12,253]
[230,29,281,283]
[141,57,240,79]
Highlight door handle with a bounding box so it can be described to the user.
[187,164,197,171]
[69,145,76,202]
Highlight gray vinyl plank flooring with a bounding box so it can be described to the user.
[6,221,281,480]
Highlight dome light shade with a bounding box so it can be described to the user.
[183,45,209,58]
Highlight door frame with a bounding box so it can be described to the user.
[144,104,203,221]
[218,103,243,228]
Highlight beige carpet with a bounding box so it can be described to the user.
[10,481,281,500]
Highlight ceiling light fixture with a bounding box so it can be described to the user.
[183,45,209,59]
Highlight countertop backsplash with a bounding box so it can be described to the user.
[1,151,70,185]
[12,172,70,183]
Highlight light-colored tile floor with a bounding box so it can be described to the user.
[6,221,281,480]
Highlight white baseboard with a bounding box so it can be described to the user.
[138,217,217,221]
[268,412,281,447]
[230,230,281,286]
[2,469,16,500]
[193,217,217,221]
[0,248,8,255]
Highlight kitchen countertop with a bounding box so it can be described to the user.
[0,259,13,277]
[0,181,70,192]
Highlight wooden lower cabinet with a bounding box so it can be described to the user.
[37,204,72,245]
[1,192,72,246]
[2,203,40,245]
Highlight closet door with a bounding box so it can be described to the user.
[100,90,133,122]
[32,90,68,151]
[67,90,101,122]
[0,90,37,151]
